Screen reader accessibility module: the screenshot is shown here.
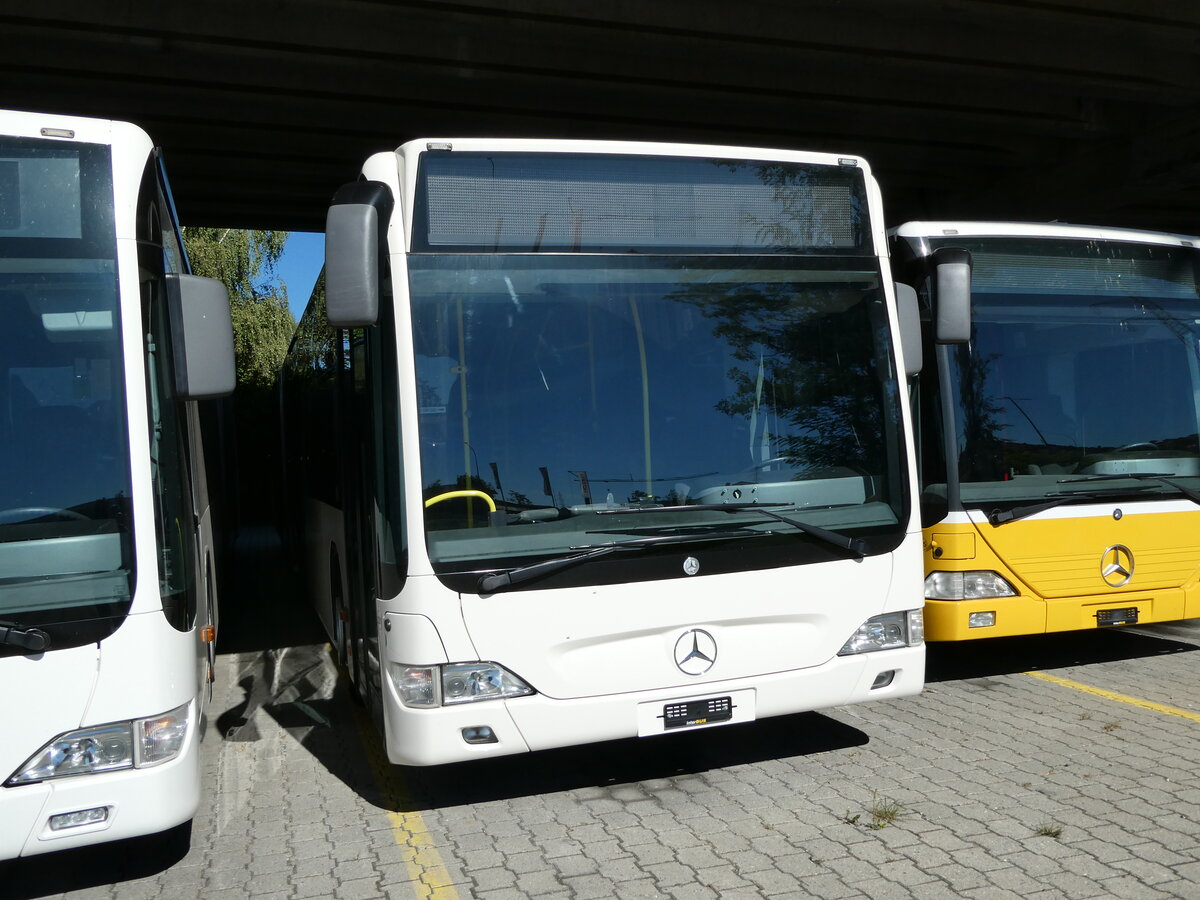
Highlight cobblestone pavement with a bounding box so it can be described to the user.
[6,622,1200,899]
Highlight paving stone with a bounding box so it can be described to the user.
[29,633,1200,900]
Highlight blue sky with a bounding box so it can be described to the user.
[273,231,325,321]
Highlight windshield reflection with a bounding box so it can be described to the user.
[0,134,133,623]
[409,254,906,566]
[938,239,1200,508]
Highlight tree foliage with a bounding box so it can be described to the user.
[180,227,294,388]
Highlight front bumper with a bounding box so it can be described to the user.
[382,644,924,766]
[0,700,202,859]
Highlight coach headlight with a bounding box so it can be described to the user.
[389,662,534,708]
[5,702,190,785]
[839,610,924,655]
[925,570,1017,600]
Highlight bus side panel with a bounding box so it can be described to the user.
[302,498,347,644]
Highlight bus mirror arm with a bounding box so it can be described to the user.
[165,274,236,399]
[933,247,972,344]
[895,282,922,376]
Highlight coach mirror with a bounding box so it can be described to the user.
[166,273,236,399]
[932,247,972,344]
[325,180,394,328]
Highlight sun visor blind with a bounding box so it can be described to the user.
[414,153,867,253]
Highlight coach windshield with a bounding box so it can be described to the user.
[408,152,908,591]
[0,136,133,656]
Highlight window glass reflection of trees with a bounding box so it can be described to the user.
[410,259,902,531]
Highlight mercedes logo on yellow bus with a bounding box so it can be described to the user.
[674,628,717,675]
[1100,545,1134,588]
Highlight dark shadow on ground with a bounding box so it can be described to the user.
[0,823,191,899]
[926,626,1199,683]
[257,660,871,814]
[214,524,323,655]
[394,709,870,812]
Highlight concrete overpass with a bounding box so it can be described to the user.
[3,0,1198,234]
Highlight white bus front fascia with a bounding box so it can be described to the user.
[1,695,202,858]
[368,140,925,670]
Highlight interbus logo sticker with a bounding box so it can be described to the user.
[1100,544,1135,587]
[674,628,717,676]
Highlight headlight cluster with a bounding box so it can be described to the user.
[839,610,924,656]
[6,702,190,786]
[388,662,534,709]
[925,570,1017,600]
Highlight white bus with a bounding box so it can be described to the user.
[282,139,951,766]
[891,221,1200,641]
[0,109,234,857]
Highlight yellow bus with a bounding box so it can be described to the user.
[891,221,1200,640]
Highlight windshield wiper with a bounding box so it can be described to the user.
[596,502,867,559]
[476,528,760,593]
[0,620,51,653]
[987,485,1160,526]
[1057,473,1200,506]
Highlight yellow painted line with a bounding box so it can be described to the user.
[1024,670,1200,723]
[350,694,460,899]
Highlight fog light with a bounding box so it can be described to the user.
[968,611,996,628]
[871,670,896,689]
[49,806,109,831]
[461,726,498,745]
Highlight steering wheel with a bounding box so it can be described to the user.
[0,506,90,525]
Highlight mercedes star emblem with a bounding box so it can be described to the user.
[1100,544,1134,588]
[674,628,717,675]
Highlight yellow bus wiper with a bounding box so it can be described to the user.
[1058,473,1200,506]
[988,485,1160,526]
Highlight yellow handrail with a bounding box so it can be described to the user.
[424,490,497,513]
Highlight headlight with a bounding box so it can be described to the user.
[137,704,191,766]
[839,610,924,656]
[925,570,1017,600]
[6,703,190,786]
[389,662,534,709]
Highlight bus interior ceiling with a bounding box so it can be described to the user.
[1,0,1198,234]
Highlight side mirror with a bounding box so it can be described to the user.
[325,202,380,327]
[324,180,393,328]
[894,282,922,376]
[166,274,235,399]
[933,247,972,344]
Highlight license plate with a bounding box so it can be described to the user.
[662,696,733,730]
[1096,607,1139,626]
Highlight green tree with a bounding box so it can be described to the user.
[180,228,294,529]
[180,227,294,388]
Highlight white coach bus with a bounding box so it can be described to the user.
[282,139,954,766]
[0,109,234,857]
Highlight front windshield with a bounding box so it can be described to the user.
[0,135,133,641]
[934,237,1200,510]
[410,253,907,572]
